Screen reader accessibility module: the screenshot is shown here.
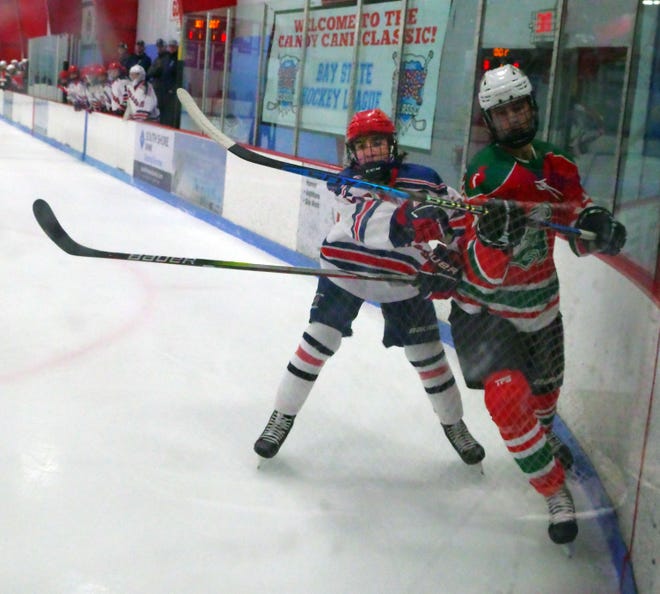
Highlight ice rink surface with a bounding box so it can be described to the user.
[0,120,622,593]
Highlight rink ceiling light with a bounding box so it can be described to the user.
[641,0,660,5]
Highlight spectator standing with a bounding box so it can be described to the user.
[127,40,152,72]
[117,42,132,71]
[57,69,69,103]
[158,39,182,127]
[147,39,169,110]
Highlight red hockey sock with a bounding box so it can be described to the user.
[530,389,560,432]
[485,370,564,495]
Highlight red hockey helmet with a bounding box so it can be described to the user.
[346,109,396,143]
[345,109,402,182]
[68,65,79,78]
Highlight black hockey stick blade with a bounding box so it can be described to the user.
[32,199,413,282]
[33,198,112,259]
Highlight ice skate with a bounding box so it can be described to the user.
[546,484,578,552]
[254,410,295,460]
[442,420,485,468]
[546,431,574,470]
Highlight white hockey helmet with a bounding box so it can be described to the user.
[478,64,533,110]
[129,64,145,82]
[0,60,6,69]
[478,64,538,148]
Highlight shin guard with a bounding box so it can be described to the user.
[485,370,564,496]
[274,323,342,415]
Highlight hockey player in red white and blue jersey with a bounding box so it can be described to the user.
[254,108,485,468]
[126,65,160,121]
[448,64,626,547]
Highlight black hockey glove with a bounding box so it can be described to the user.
[574,206,626,255]
[476,199,526,249]
[415,248,463,299]
[391,201,450,246]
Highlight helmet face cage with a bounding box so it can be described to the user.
[479,64,539,148]
[345,109,400,182]
[129,64,145,82]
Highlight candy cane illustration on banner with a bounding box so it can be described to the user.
[393,50,434,134]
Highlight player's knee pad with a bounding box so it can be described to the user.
[484,369,531,428]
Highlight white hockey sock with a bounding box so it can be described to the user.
[274,323,342,416]
[404,341,463,425]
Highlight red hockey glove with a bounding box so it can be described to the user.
[392,202,449,246]
[415,248,463,300]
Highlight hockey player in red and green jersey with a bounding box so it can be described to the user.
[448,64,626,546]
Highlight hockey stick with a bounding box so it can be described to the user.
[177,88,478,210]
[176,88,596,241]
[31,199,413,283]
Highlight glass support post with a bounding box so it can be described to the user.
[220,8,233,130]
[252,3,269,146]
[292,0,311,156]
[390,0,408,123]
[542,0,565,140]
[201,11,213,113]
[612,3,641,213]
[460,0,485,177]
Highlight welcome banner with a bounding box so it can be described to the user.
[262,0,451,150]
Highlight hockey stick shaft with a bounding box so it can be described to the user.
[176,88,596,241]
[177,88,475,209]
[32,200,413,283]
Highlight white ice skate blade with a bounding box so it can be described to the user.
[560,542,576,558]
[468,462,485,476]
[256,455,271,469]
